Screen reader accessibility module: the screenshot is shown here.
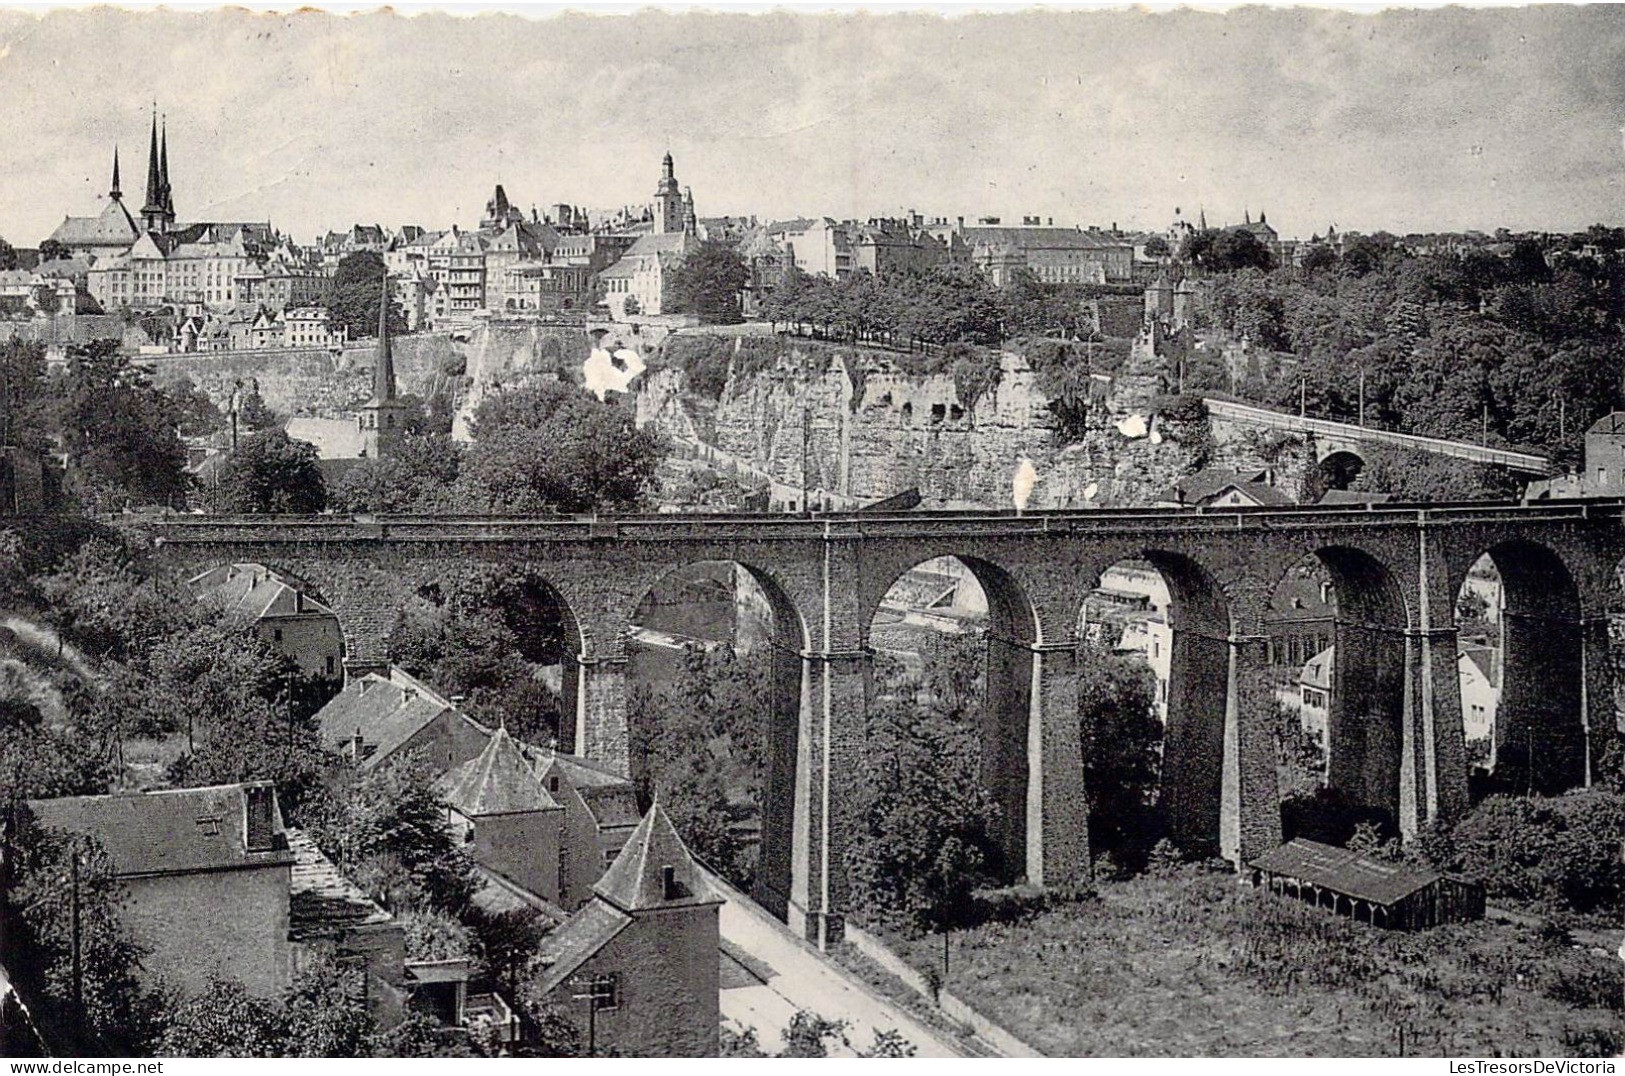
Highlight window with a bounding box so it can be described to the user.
[326,655,336,675]
[273,628,284,642]
[603,848,619,870]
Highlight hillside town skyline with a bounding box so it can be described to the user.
[3,7,1624,243]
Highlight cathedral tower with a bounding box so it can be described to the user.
[654,151,685,235]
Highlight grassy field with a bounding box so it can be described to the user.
[880,867,1622,1057]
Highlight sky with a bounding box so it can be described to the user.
[2,5,1624,246]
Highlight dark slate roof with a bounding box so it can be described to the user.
[593,803,719,913]
[1250,839,1445,906]
[435,727,562,817]
[959,225,1126,251]
[527,747,635,792]
[470,865,566,925]
[1158,468,1290,507]
[316,667,477,769]
[24,784,292,878]
[188,563,337,621]
[48,200,141,248]
[578,785,643,831]
[286,828,394,941]
[534,897,632,992]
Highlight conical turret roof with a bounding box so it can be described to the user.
[593,800,717,912]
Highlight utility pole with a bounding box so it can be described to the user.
[570,975,615,1057]
[70,843,82,1018]
[1358,369,1366,428]
[1482,402,1489,446]
[1299,375,1306,417]
[801,403,812,513]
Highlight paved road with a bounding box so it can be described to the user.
[706,870,967,1057]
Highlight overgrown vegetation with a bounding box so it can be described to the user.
[886,865,1621,1057]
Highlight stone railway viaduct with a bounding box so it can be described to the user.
[148,500,1625,947]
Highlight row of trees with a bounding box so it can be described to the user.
[1203,235,1625,467]
[756,263,1100,350]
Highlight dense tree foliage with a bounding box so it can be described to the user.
[629,645,769,889]
[387,570,566,745]
[1348,444,1523,502]
[1207,234,1625,467]
[204,429,327,513]
[301,750,476,914]
[325,251,406,340]
[1077,650,1164,870]
[1,823,168,1055]
[847,648,1001,932]
[330,432,463,513]
[458,382,666,513]
[669,239,749,324]
[52,341,188,510]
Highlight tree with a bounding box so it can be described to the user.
[847,692,1001,932]
[0,234,17,271]
[1142,234,1171,258]
[205,429,326,513]
[330,433,462,514]
[158,979,287,1057]
[669,240,749,324]
[1077,651,1164,867]
[51,340,188,510]
[1349,444,1520,502]
[304,750,476,914]
[37,239,69,264]
[167,375,224,438]
[457,382,666,513]
[325,251,406,340]
[2,822,168,1055]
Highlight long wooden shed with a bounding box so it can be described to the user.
[1250,838,1485,930]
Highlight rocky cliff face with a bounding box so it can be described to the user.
[637,335,1313,510]
[145,322,594,430]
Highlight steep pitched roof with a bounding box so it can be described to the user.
[48,199,141,248]
[534,897,632,993]
[593,802,718,913]
[286,828,395,941]
[315,666,476,768]
[436,727,561,817]
[24,784,292,878]
[188,562,336,621]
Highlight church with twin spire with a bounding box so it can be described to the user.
[47,107,177,257]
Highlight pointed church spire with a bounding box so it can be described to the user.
[160,117,174,218]
[1198,206,1207,230]
[109,146,122,201]
[373,272,396,404]
[662,150,674,182]
[142,106,163,223]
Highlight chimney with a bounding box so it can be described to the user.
[244,784,277,852]
[357,678,371,695]
[660,864,679,901]
[401,687,417,706]
[294,589,304,614]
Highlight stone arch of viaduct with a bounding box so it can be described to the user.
[148,501,1625,948]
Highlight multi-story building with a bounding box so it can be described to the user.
[427,228,490,320]
[188,562,346,680]
[766,217,851,279]
[531,803,721,1058]
[22,784,296,999]
[282,306,347,350]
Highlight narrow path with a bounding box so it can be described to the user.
[704,869,967,1057]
